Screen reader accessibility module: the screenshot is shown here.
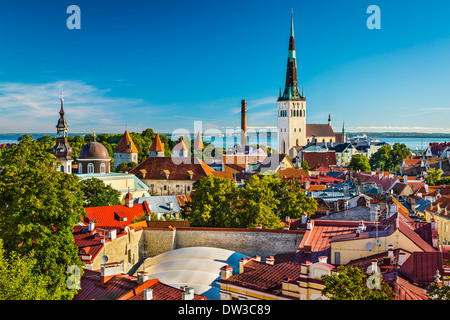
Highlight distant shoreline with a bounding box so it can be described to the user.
[0,131,449,139]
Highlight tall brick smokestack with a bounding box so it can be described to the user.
[241,99,247,146]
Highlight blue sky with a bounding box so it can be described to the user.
[0,0,450,134]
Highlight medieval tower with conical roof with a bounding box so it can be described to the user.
[277,12,307,158]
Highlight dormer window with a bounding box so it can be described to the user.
[186,170,194,180]
[161,170,170,180]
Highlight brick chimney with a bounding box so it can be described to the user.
[265,256,275,265]
[241,100,247,147]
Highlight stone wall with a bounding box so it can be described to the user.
[143,227,304,259]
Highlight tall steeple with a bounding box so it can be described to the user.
[52,93,73,173]
[278,10,304,102]
[56,92,68,138]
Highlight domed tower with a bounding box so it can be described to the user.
[78,129,111,174]
[51,93,73,173]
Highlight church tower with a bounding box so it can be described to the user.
[52,93,73,173]
[277,12,306,158]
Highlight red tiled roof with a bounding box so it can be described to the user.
[295,220,368,263]
[301,151,337,170]
[394,275,429,300]
[84,202,149,228]
[130,156,215,181]
[399,251,444,284]
[218,260,304,295]
[306,124,335,138]
[73,268,206,300]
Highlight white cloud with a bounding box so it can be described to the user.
[0,80,160,133]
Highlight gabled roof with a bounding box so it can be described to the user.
[114,130,138,154]
[218,260,304,296]
[399,251,444,284]
[306,124,335,138]
[149,134,164,152]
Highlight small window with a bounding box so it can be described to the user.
[79,163,83,174]
[335,252,341,265]
[88,163,94,174]
[100,163,106,174]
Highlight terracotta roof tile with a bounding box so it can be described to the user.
[219,260,304,295]
[84,202,149,228]
[301,151,337,170]
[114,130,138,154]
[149,134,164,152]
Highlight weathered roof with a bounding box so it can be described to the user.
[130,156,215,181]
[73,268,206,300]
[218,260,304,296]
[300,151,337,170]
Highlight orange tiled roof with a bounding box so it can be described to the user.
[149,134,164,152]
[114,130,138,153]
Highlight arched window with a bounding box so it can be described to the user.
[88,163,94,174]
[79,163,82,174]
[300,110,302,117]
[100,163,106,174]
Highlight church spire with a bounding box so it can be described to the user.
[278,10,304,102]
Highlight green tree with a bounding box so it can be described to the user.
[80,177,121,207]
[391,143,411,168]
[281,179,318,220]
[370,145,392,171]
[348,154,371,172]
[115,161,138,173]
[0,135,84,300]
[181,175,238,227]
[427,280,450,300]
[237,175,283,229]
[321,266,396,300]
[300,160,310,172]
[0,239,52,300]
[425,168,443,186]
